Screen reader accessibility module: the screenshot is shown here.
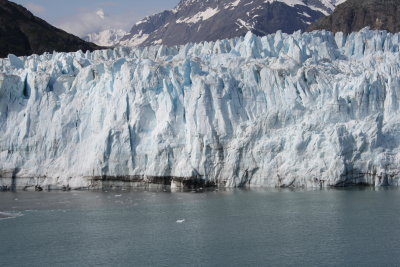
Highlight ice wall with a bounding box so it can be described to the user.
[1,28,400,189]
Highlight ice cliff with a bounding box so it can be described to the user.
[1,28,400,189]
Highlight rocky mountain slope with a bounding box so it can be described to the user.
[0,0,100,58]
[1,29,400,189]
[308,0,400,33]
[120,0,346,47]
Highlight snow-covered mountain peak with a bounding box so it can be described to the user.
[84,29,128,47]
[120,0,346,47]
[175,0,341,15]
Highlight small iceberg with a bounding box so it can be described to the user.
[0,212,23,221]
[176,219,185,223]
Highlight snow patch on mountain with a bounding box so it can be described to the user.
[236,19,253,31]
[119,33,149,47]
[264,0,305,7]
[225,0,241,9]
[177,7,220,24]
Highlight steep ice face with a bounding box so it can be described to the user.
[1,28,400,189]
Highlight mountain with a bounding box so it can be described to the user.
[120,0,346,47]
[83,29,128,47]
[308,0,400,33]
[1,29,400,189]
[0,0,100,58]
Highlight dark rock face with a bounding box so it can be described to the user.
[0,0,100,58]
[308,0,400,33]
[89,175,218,190]
[120,0,337,47]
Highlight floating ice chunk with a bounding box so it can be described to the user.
[0,212,23,220]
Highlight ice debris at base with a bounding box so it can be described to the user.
[1,28,400,189]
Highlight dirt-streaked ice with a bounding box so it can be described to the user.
[1,28,400,189]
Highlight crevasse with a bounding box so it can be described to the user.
[1,28,400,189]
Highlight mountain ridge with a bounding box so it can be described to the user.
[120,0,345,47]
[0,0,100,58]
[308,0,400,33]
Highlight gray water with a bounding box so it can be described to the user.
[0,188,399,266]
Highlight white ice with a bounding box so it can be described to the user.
[1,28,400,189]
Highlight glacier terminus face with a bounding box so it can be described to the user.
[1,28,400,189]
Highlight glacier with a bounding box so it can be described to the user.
[1,28,400,190]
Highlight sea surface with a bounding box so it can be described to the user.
[0,188,399,266]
